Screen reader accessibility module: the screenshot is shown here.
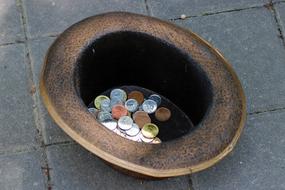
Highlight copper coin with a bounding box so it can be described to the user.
[155,107,171,122]
[128,91,144,105]
[112,104,128,119]
[133,111,151,129]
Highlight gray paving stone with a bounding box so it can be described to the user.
[29,37,72,145]
[23,0,147,38]
[191,110,285,190]
[0,151,45,190]
[276,2,285,35]
[147,0,268,19]
[0,44,38,152]
[176,8,285,113]
[47,144,190,190]
[0,0,24,44]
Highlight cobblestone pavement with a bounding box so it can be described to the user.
[0,0,285,189]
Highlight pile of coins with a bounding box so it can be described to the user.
[88,88,172,143]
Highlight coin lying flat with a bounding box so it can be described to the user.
[97,111,113,122]
[155,107,171,122]
[128,91,144,105]
[100,98,111,112]
[110,88,127,101]
[88,107,98,117]
[94,95,110,109]
[141,123,159,138]
[118,116,133,130]
[142,99,157,114]
[125,123,140,137]
[112,104,128,119]
[149,94,161,106]
[133,111,151,128]
[101,119,117,130]
[110,97,123,108]
[125,99,139,112]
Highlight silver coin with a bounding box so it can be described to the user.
[149,94,161,106]
[118,116,133,130]
[101,119,117,130]
[110,97,123,108]
[97,111,112,122]
[100,99,111,112]
[110,88,127,101]
[88,108,98,116]
[113,128,127,137]
[142,99,157,114]
[124,99,139,112]
[139,133,154,143]
[125,123,140,137]
[126,132,141,142]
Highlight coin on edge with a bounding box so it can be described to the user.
[112,104,128,119]
[151,137,162,144]
[118,116,133,130]
[155,107,171,122]
[94,95,110,109]
[133,111,151,128]
[142,99,157,114]
[128,91,144,104]
[141,123,159,138]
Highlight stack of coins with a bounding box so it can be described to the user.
[88,88,172,144]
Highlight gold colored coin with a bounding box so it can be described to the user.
[141,123,159,138]
[94,95,110,109]
[151,137,162,144]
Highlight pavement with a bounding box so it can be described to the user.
[0,0,285,189]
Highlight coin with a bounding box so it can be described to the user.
[128,91,144,104]
[133,111,151,128]
[151,137,162,144]
[142,99,157,114]
[141,123,159,138]
[97,111,113,122]
[118,116,133,130]
[125,132,141,142]
[100,98,111,112]
[113,128,127,137]
[88,108,98,116]
[155,107,171,122]
[125,99,139,112]
[125,123,140,137]
[110,88,127,101]
[94,95,110,109]
[139,133,154,143]
[148,94,161,106]
[101,119,117,130]
[112,104,128,119]
[110,97,123,108]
